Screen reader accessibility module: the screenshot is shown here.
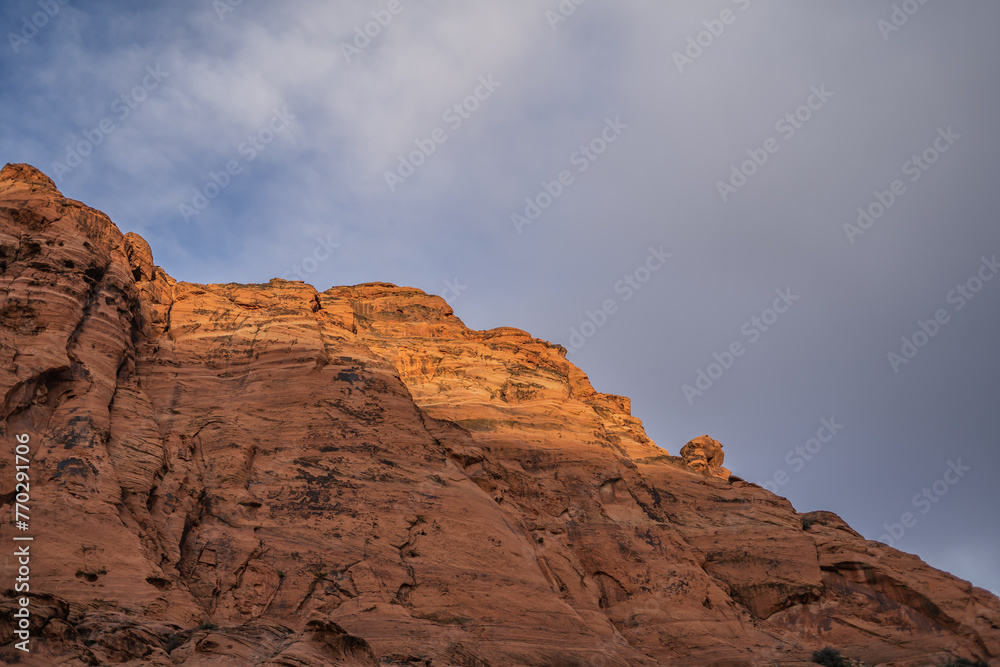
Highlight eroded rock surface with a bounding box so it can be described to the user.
[679,434,731,480]
[1,163,998,666]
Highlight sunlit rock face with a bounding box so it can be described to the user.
[1,163,998,666]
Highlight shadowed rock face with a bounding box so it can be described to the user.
[0,163,997,666]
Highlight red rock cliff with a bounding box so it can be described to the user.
[1,163,998,666]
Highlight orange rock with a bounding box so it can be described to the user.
[680,434,732,479]
[0,163,997,666]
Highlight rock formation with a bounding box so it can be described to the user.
[0,162,997,666]
[679,435,731,480]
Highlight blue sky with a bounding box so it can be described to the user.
[2,0,998,595]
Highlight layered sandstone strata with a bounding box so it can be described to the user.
[1,163,997,666]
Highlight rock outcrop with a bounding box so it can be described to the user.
[679,435,731,480]
[1,163,998,666]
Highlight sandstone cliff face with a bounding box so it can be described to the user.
[0,162,997,666]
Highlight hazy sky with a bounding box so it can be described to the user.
[2,0,997,596]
